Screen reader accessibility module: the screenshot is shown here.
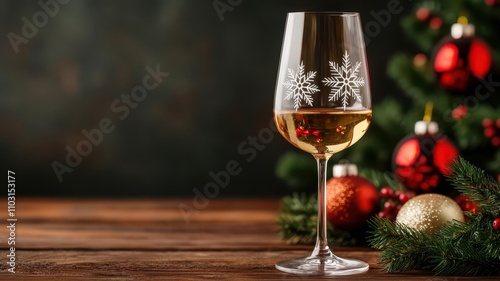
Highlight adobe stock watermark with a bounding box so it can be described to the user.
[213,0,243,21]
[7,0,71,54]
[363,0,412,46]
[51,65,170,182]
[7,170,17,274]
[443,74,500,125]
[213,0,409,42]
[178,118,277,223]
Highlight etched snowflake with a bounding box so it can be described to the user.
[322,51,365,110]
[283,61,320,110]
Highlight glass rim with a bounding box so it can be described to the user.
[287,12,360,17]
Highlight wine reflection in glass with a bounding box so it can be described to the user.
[273,12,372,275]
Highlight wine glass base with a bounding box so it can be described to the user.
[275,255,369,276]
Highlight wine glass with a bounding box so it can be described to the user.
[273,12,372,275]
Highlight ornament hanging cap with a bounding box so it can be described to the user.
[333,160,358,177]
[415,102,439,135]
[451,16,475,39]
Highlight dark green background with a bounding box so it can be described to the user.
[0,0,415,197]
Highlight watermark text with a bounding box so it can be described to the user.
[7,170,16,274]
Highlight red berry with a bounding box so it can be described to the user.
[394,190,402,199]
[303,128,311,137]
[378,211,396,221]
[407,192,415,199]
[295,127,305,138]
[485,0,497,6]
[492,137,500,147]
[384,201,395,211]
[387,213,397,221]
[312,130,321,137]
[421,182,431,192]
[416,8,430,22]
[377,211,387,218]
[483,118,493,128]
[484,127,496,138]
[380,187,394,198]
[493,218,500,231]
[429,17,442,29]
[451,105,467,120]
[413,53,427,67]
[336,126,343,133]
[399,193,410,204]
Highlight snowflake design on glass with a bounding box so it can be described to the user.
[322,51,365,110]
[283,61,320,110]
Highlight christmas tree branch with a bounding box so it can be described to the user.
[277,193,318,245]
[431,216,500,275]
[368,218,433,272]
[447,157,500,216]
[360,169,404,191]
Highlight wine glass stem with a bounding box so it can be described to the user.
[312,157,333,258]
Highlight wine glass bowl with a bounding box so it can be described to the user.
[274,108,371,158]
[273,12,371,275]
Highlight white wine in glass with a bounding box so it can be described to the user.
[273,12,372,275]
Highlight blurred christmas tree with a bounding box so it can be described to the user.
[277,0,500,189]
[275,2,500,274]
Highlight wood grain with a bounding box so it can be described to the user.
[0,198,496,280]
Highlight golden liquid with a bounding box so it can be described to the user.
[274,108,372,157]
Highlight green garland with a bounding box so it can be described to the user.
[277,193,358,246]
[368,157,500,276]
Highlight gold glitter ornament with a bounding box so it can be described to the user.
[396,193,465,233]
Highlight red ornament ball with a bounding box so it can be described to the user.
[392,122,459,193]
[326,174,379,230]
[455,195,479,214]
[493,218,500,231]
[433,33,492,94]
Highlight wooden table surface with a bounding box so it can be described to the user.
[1,198,498,280]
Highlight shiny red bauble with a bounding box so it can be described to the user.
[455,195,479,214]
[432,23,491,94]
[326,164,379,230]
[392,121,459,193]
